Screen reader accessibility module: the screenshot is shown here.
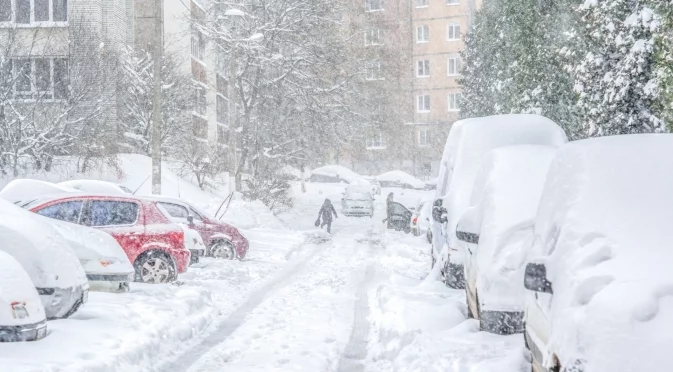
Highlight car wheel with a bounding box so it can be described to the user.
[404,226,411,234]
[211,240,236,260]
[135,251,176,284]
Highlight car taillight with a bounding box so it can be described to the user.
[413,217,418,224]
[11,302,28,319]
[168,231,185,249]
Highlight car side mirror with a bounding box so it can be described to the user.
[187,215,194,224]
[524,263,553,294]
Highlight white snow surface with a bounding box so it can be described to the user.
[461,145,556,312]
[529,134,673,371]
[0,171,528,372]
[438,114,567,265]
[310,164,360,183]
[58,179,129,195]
[0,179,79,203]
[0,251,47,327]
[376,170,426,189]
[0,199,87,289]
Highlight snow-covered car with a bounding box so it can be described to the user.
[410,200,432,241]
[44,219,135,292]
[148,196,249,260]
[341,185,374,217]
[430,114,567,289]
[0,179,78,203]
[523,134,673,372]
[309,165,360,184]
[377,170,426,190]
[455,145,556,334]
[58,180,132,195]
[13,194,192,284]
[0,199,89,319]
[0,250,48,342]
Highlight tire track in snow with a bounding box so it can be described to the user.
[336,228,379,372]
[163,238,328,372]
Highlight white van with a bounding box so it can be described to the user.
[0,200,89,319]
[430,114,567,288]
[456,145,556,334]
[524,134,673,372]
[0,251,48,342]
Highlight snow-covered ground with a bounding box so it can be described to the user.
[0,179,528,372]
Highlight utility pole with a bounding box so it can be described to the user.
[151,0,164,195]
[227,14,239,194]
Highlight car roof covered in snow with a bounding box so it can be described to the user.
[0,179,81,204]
[0,199,87,289]
[442,114,567,249]
[310,165,360,183]
[58,180,131,195]
[0,251,46,326]
[376,170,426,189]
[532,134,673,371]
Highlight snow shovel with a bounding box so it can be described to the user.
[314,217,321,227]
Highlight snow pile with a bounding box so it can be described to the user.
[0,251,46,327]
[530,134,673,371]
[0,179,78,203]
[309,165,360,183]
[376,170,426,190]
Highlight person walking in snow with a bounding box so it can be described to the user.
[384,192,394,228]
[316,199,338,233]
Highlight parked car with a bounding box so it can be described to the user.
[0,200,89,319]
[410,200,432,241]
[147,196,249,260]
[13,194,192,284]
[387,202,412,233]
[309,165,360,184]
[523,134,673,372]
[342,185,374,217]
[0,250,48,342]
[44,218,135,292]
[59,180,132,195]
[363,177,382,195]
[377,170,426,190]
[455,145,556,334]
[430,114,567,289]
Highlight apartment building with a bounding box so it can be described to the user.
[407,0,479,178]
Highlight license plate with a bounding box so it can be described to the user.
[82,290,89,304]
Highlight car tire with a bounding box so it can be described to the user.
[211,240,237,260]
[134,251,177,284]
[404,226,411,234]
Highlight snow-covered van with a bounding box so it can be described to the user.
[342,185,374,217]
[0,251,48,342]
[456,145,556,334]
[430,114,567,289]
[0,200,89,319]
[523,134,673,372]
[43,219,135,292]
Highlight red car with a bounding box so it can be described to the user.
[20,195,191,284]
[147,196,249,260]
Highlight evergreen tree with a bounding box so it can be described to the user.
[573,0,664,137]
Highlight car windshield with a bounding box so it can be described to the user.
[346,193,371,201]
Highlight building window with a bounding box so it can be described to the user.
[194,85,207,116]
[417,94,430,112]
[417,60,430,77]
[446,0,459,4]
[418,129,430,146]
[416,0,428,7]
[191,29,206,61]
[365,0,383,12]
[447,56,461,75]
[7,58,68,100]
[416,25,429,43]
[2,0,68,24]
[365,28,382,46]
[366,132,385,149]
[365,60,383,80]
[448,93,462,111]
[447,23,461,40]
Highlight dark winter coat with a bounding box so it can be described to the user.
[318,199,338,223]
